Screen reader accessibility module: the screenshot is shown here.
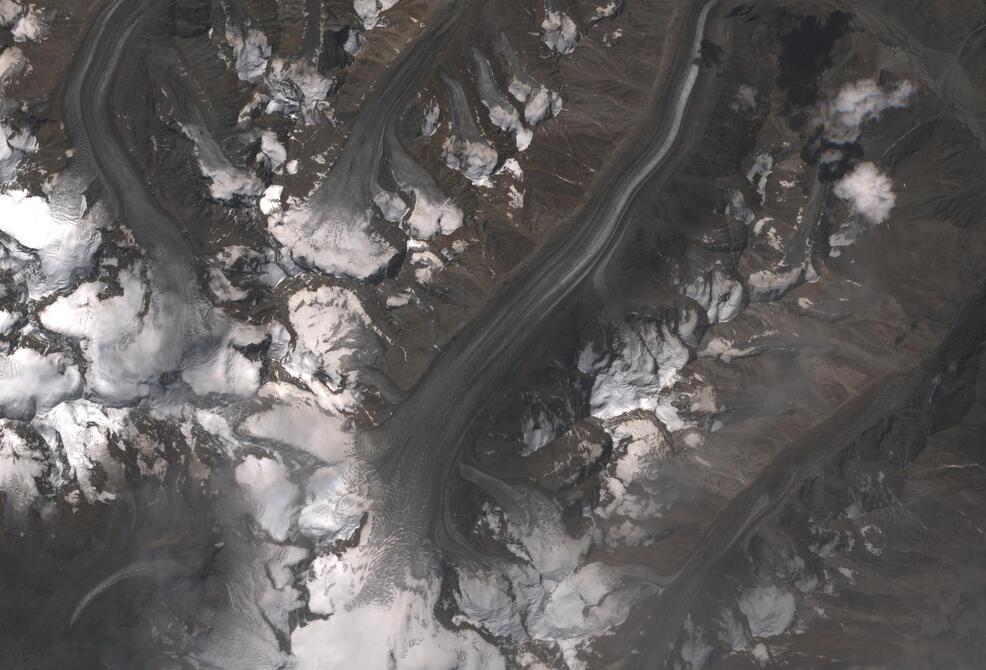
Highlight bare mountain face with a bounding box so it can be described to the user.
[0,0,985,668]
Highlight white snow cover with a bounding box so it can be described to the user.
[1,121,38,184]
[342,27,365,56]
[240,392,354,464]
[593,417,669,546]
[373,189,408,222]
[267,201,397,280]
[591,0,622,21]
[0,423,45,517]
[180,124,264,202]
[0,309,18,336]
[518,85,563,126]
[0,0,21,26]
[0,46,26,90]
[297,464,367,541]
[442,137,498,183]
[235,455,298,542]
[441,75,499,183]
[746,152,773,202]
[488,98,532,150]
[282,284,380,407]
[11,4,46,42]
[499,34,563,125]
[42,265,261,401]
[257,131,287,172]
[610,417,666,485]
[820,78,914,144]
[34,400,126,503]
[578,318,691,428]
[296,539,506,669]
[733,84,757,111]
[746,259,818,304]
[406,240,443,284]
[455,481,641,669]
[421,97,440,137]
[683,266,744,324]
[474,52,532,151]
[0,347,81,419]
[353,0,400,29]
[40,268,168,401]
[521,402,562,455]
[265,58,336,124]
[833,161,896,224]
[226,25,271,84]
[0,188,100,295]
[679,616,715,670]
[401,187,462,238]
[738,585,797,638]
[0,188,64,248]
[542,10,580,55]
[180,324,263,398]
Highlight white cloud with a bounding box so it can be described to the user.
[820,79,914,144]
[834,161,896,224]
